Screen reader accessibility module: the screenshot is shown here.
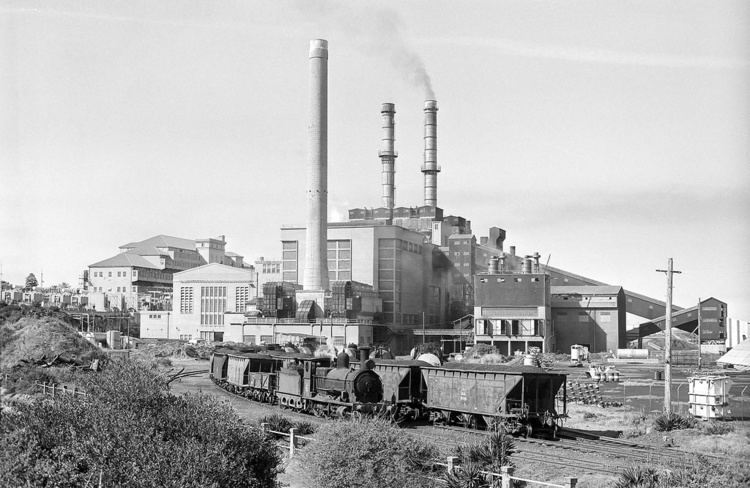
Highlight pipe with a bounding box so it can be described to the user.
[303,39,329,292]
[379,103,397,212]
[421,100,440,207]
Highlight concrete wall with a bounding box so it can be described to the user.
[139,312,171,339]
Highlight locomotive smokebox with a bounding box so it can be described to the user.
[359,346,371,369]
[337,352,350,369]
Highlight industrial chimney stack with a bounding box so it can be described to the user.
[302,39,329,292]
[380,103,397,212]
[422,100,440,207]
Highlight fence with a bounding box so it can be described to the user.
[36,382,87,397]
[435,459,577,488]
[579,379,750,419]
[259,424,313,459]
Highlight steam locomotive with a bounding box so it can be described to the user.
[210,347,383,418]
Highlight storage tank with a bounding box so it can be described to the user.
[688,375,732,419]
[617,349,649,360]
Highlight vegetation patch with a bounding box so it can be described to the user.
[296,417,437,488]
[0,360,281,488]
[652,412,697,432]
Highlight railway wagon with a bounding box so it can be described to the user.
[224,352,283,402]
[210,350,229,381]
[365,359,429,420]
[421,363,566,435]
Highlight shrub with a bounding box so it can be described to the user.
[700,421,734,435]
[0,360,281,487]
[583,412,598,420]
[614,465,665,488]
[653,413,696,432]
[292,420,317,436]
[297,417,437,488]
[259,413,294,434]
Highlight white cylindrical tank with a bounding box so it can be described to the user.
[523,354,536,367]
[617,349,649,359]
[417,353,441,367]
[571,345,581,362]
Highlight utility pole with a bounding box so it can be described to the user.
[422,312,426,345]
[656,258,681,416]
[697,297,702,370]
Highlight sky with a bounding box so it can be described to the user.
[1,0,748,318]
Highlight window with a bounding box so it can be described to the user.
[260,335,273,345]
[132,286,137,292]
[333,336,345,347]
[281,241,298,283]
[180,287,193,314]
[235,286,249,312]
[243,335,256,345]
[327,239,352,281]
[108,272,112,277]
[200,286,226,325]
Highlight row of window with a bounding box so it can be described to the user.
[378,238,422,254]
[92,270,129,278]
[91,286,136,293]
[200,286,226,325]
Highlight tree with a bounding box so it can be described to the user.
[0,360,282,487]
[24,273,38,291]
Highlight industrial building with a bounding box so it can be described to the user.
[88,234,252,311]
[136,39,731,357]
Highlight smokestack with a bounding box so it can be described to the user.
[510,246,516,256]
[489,256,499,274]
[303,39,329,292]
[533,252,541,273]
[422,100,440,207]
[359,346,371,369]
[380,103,397,213]
[523,256,533,274]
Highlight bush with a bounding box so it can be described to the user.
[583,412,598,420]
[700,421,734,435]
[653,413,696,432]
[0,360,282,487]
[259,413,294,434]
[615,465,666,488]
[297,417,437,488]
[445,429,516,487]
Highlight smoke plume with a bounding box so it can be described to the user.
[296,1,435,98]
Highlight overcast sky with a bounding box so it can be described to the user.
[1,0,748,318]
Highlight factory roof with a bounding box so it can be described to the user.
[717,338,750,369]
[125,246,169,257]
[119,235,196,251]
[551,285,623,296]
[174,263,254,282]
[89,253,162,269]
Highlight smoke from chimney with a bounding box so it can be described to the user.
[294,3,435,98]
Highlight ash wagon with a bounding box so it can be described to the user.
[421,363,567,436]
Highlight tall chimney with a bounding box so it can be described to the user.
[303,39,329,292]
[422,100,440,207]
[380,103,397,213]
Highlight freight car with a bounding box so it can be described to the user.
[366,359,429,420]
[421,363,566,436]
[209,348,384,418]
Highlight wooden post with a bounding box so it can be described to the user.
[567,477,578,488]
[657,259,681,416]
[500,465,512,488]
[446,456,458,474]
[289,428,296,458]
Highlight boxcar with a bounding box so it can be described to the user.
[421,363,566,435]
